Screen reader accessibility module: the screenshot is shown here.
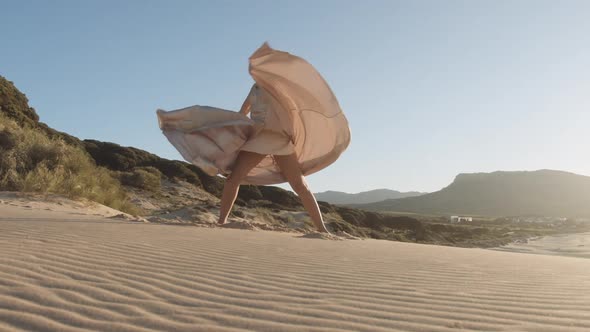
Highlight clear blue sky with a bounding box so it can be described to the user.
[2,0,589,193]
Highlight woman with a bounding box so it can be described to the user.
[157,43,350,233]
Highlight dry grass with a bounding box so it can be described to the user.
[0,114,141,215]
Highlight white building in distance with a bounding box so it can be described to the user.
[450,216,473,223]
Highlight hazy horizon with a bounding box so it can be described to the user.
[2,0,589,193]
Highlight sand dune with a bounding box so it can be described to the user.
[494,232,590,259]
[1,205,589,331]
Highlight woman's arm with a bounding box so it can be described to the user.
[239,84,257,116]
[239,96,251,116]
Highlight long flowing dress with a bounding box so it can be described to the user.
[157,43,351,185]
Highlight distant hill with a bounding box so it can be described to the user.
[352,170,590,217]
[314,189,425,205]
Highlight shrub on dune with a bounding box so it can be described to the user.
[0,114,141,215]
[119,166,162,192]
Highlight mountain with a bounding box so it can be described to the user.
[314,189,425,205]
[352,170,590,217]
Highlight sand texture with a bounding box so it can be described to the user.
[1,201,590,331]
[495,232,590,259]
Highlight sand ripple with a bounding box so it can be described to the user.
[1,216,589,331]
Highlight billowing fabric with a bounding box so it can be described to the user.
[156,106,254,176]
[239,84,295,156]
[157,43,351,185]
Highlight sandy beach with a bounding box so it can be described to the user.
[1,201,590,331]
[494,232,590,259]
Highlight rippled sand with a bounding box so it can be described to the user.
[494,232,590,259]
[1,206,589,331]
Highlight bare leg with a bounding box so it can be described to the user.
[218,151,266,225]
[273,153,329,233]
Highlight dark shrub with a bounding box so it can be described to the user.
[0,76,40,127]
[333,206,366,226]
[120,168,161,192]
[0,129,16,150]
[237,185,263,205]
[258,186,302,209]
[317,201,335,214]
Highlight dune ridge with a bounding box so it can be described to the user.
[1,207,589,331]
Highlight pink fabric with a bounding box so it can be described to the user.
[239,84,295,156]
[157,43,351,185]
[157,106,254,176]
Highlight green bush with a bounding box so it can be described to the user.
[120,167,161,192]
[134,166,162,177]
[0,129,16,150]
[0,76,40,128]
[0,114,141,215]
